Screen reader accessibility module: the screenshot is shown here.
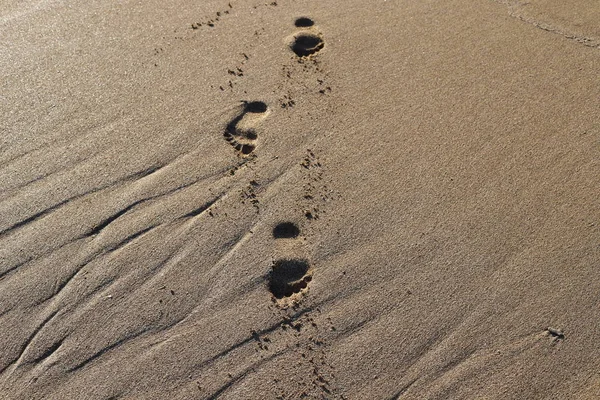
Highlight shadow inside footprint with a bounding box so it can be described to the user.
[244,101,268,113]
[269,259,312,299]
[273,222,300,239]
[291,33,324,57]
[223,101,268,155]
[295,17,314,27]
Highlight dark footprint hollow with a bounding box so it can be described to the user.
[223,101,267,155]
[240,144,255,154]
[291,33,324,57]
[273,222,300,239]
[269,259,312,299]
[295,17,314,27]
[244,101,268,113]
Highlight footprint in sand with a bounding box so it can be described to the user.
[269,258,313,299]
[272,221,301,239]
[269,222,312,299]
[294,17,315,28]
[287,17,324,57]
[223,101,269,155]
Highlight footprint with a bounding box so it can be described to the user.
[223,101,268,155]
[269,259,312,299]
[287,17,324,57]
[269,221,312,299]
[291,34,324,57]
[294,17,314,28]
[272,221,300,239]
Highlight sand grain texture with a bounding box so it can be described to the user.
[1,0,600,399]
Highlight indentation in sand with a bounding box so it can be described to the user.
[269,259,312,299]
[272,222,300,239]
[290,33,324,57]
[294,17,315,27]
[223,101,269,155]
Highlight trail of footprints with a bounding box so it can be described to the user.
[222,16,324,156]
[213,17,331,396]
[216,16,331,396]
[263,16,326,299]
[221,16,324,299]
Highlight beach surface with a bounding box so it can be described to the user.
[1,0,600,398]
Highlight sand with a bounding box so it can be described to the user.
[1,0,600,398]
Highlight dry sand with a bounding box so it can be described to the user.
[1,0,600,398]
